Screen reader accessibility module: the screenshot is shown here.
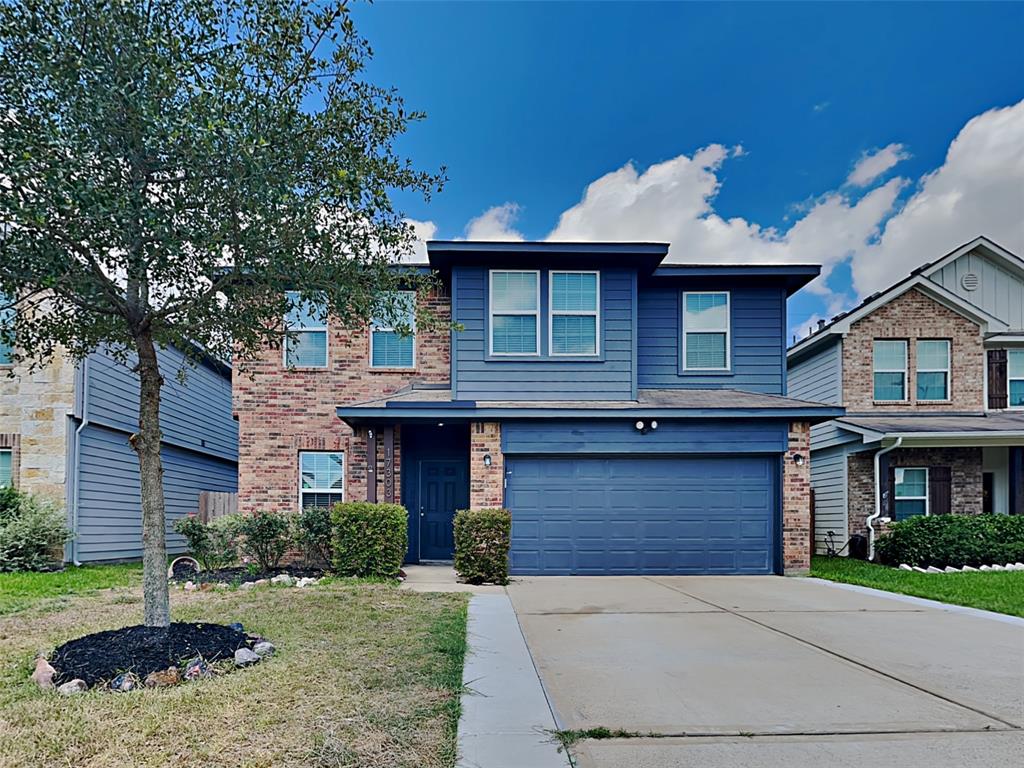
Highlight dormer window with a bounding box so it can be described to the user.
[284,291,328,368]
[489,270,540,355]
[550,271,599,355]
[683,292,730,370]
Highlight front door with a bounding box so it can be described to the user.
[419,459,468,560]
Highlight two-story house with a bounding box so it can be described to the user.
[234,241,841,576]
[787,236,1024,559]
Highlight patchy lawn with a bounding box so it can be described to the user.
[0,564,142,616]
[811,555,1024,618]
[0,574,468,768]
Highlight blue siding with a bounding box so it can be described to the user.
[810,444,849,554]
[788,338,842,404]
[501,419,788,455]
[637,286,787,393]
[452,266,635,400]
[76,423,237,562]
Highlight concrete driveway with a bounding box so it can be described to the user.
[507,576,1024,767]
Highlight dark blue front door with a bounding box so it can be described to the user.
[419,460,468,560]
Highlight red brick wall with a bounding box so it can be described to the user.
[233,290,450,515]
[842,288,984,413]
[469,422,504,509]
[782,421,811,574]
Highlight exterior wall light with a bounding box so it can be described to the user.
[635,420,645,431]
[483,454,492,468]
[793,453,805,466]
[650,420,658,430]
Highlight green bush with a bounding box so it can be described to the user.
[235,511,292,571]
[173,513,240,571]
[453,508,511,585]
[294,505,333,566]
[0,487,70,572]
[331,502,407,578]
[876,514,1024,568]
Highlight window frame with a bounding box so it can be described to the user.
[548,270,601,357]
[488,269,541,357]
[681,291,731,372]
[0,448,11,488]
[1008,349,1024,410]
[916,339,951,402]
[298,450,345,510]
[893,466,929,521]
[872,339,908,402]
[283,291,329,369]
[369,290,417,370]
[0,292,14,367]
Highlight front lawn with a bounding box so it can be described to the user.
[0,573,468,768]
[0,563,142,616]
[811,555,1024,618]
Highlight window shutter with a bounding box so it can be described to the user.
[988,349,1008,409]
[882,461,895,519]
[929,466,952,515]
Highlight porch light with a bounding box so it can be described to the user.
[483,454,492,468]
[793,453,805,466]
[650,420,658,430]
[635,420,645,431]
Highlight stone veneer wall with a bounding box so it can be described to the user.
[783,421,812,574]
[469,422,504,509]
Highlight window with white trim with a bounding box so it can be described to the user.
[873,339,907,401]
[489,270,539,355]
[0,293,14,365]
[894,467,928,521]
[549,271,599,355]
[1009,349,1024,408]
[916,339,950,401]
[284,291,328,368]
[299,451,344,509]
[683,292,730,370]
[0,448,11,488]
[370,291,416,368]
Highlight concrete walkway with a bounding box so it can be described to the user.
[399,564,505,594]
[508,575,1024,767]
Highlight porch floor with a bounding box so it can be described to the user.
[399,564,506,594]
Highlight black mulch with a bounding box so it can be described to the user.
[50,622,254,687]
[175,564,326,586]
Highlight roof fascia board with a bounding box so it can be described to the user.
[919,236,1024,281]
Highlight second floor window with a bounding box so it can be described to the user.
[299,451,344,508]
[916,340,950,401]
[550,271,599,355]
[1009,349,1024,408]
[0,293,14,365]
[683,292,730,370]
[370,291,416,369]
[490,270,539,355]
[284,291,328,368]
[873,339,907,401]
[0,448,11,488]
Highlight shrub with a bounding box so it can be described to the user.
[173,513,239,571]
[453,508,511,585]
[235,511,292,571]
[0,488,70,572]
[331,502,407,578]
[876,514,1024,568]
[294,505,333,566]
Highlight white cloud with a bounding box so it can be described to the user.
[813,101,830,113]
[464,203,524,241]
[403,218,437,262]
[846,143,910,187]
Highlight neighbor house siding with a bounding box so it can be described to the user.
[929,248,1024,329]
[810,444,848,554]
[788,338,842,404]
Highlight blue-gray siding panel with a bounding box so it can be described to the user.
[810,445,849,554]
[506,456,777,575]
[788,338,842,405]
[637,286,787,392]
[501,419,788,455]
[75,423,237,561]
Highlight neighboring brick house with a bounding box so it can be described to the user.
[234,241,841,576]
[788,236,1024,558]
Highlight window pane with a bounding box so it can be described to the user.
[895,468,927,497]
[285,330,327,367]
[684,293,728,330]
[371,330,414,367]
[0,450,11,487]
[873,340,906,371]
[300,491,344,509]
[492,314,537,354]
[895,499,927,521]
[551,273,598,312]
[1010,380,1024,407]
[552,315,597,354]
[491,272,537,312]
[372,291,415,329]
[873,372,905,400]
[1009,349,1024,378]
[301,452,343,490]
[917,371,948,401]
[917,340,949,370]
[0,293,13,365]
[686,332,727,369]
[285,291,326,329]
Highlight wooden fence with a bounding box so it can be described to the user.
[198,491,238,522]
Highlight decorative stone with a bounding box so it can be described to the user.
[898,564,913,571]
[990,564,1005,571]
[239,581,255,590]
[110,672,139,692]
[183,657,211,680]
[228,622,244,632]
[960,565,978,572]
[184,581,197,592]
[253,641,276,658]
[145,666,181,688]
[944,566,960,573]
[926,566,944,573]
[296,576,318,587]
[252,579,269,587]
[199,582,214,591]
[980,565,992,571]
[270,574,293,586]
[912,566,929,573]
[31,657,56,690]
[234,648,260,667]
[58,679,88,695]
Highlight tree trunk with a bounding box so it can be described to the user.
[133,331,170,627]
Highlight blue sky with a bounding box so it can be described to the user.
[350,2,1024,339]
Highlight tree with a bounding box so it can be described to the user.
[0,0,443,626]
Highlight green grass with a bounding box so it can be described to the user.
[0,564,142,616]
[811,555,1024,617]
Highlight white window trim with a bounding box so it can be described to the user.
[916,339,951,402]
[298,450,345,509]
[489,269,541,357]
[369,291,417,369]
[1008,349,1024,410]
[682,291,731,372]
[283,291,329,369]
[548,270,600,357]
[894,467,929,519]
[873,339,908,402]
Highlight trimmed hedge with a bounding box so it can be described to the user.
[454,508,511,585]
[876,514,1024,568]
[0,486,70,572]
[331,502,408,578]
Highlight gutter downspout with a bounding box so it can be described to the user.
[70,356,89,566]
[868,436,902,561]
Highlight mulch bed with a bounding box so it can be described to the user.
[177,564,326,586]
[50,622,254,687]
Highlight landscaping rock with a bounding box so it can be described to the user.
[898,564,913,571]
[228,622,244,632]
[234,648,260,667]
[183,657,211,680]
[912,566,929,573]
[110,672,140,692]
[980,565,992,571]
[58,679,88,695]
[252,579,269,587]
[990,564,1005,571]
[270,574,293,586]
[144,667,181,688]
[184,581,198,592]
[253,641,275,658]
[239,581,255,590]
[31,657,56,690]
[944,566,960,573]
[926,566,944,573]
[961,565,978,572]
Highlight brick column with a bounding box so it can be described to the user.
[469,422,504,509]
[782,421,811,575]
